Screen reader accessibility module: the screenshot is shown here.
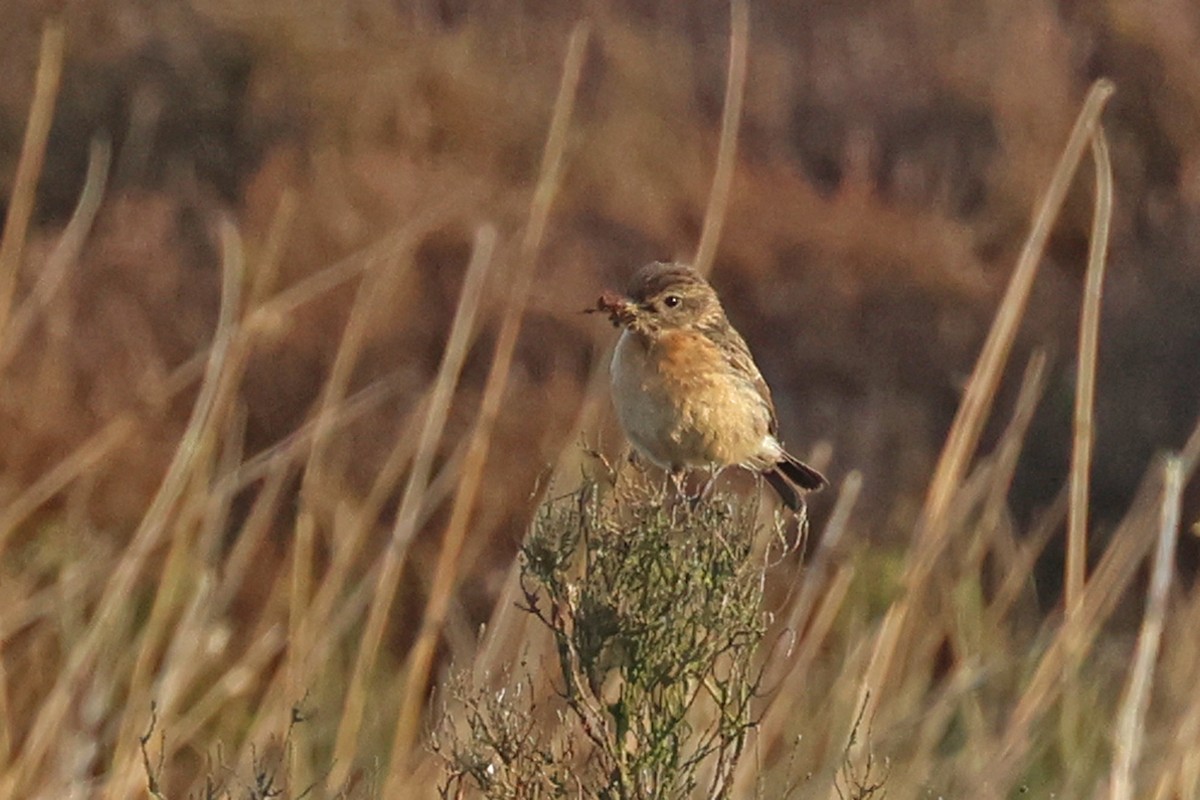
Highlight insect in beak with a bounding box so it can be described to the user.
[585,290,636,327]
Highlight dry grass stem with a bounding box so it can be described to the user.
[1110,456,1183,799]
[1066,124,1114,614]
[98,221,247,798]
[244,202,459,338]
[247,188,299,308]
[0,18,65,336]
[694,0,749,278]
[979,350,1048,537]
[0,417,133,559]
[775,470,864,666]
[0,136,111,370]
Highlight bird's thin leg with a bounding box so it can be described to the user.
[696,465,729,515]
[696,465,725,505]
[669,468,688,500]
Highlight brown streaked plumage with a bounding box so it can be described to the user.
[598,261,826,510]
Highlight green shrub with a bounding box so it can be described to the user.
[437,478,794,799]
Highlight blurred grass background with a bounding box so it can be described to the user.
[0,0,1198,797]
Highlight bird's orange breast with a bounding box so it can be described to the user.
[610,328,771,469]
[653,330,726,391]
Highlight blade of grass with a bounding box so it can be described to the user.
[735,558,857,795]
[1060,114,1114,770]
[1148,573,1200,800]
[983,485,1068,630]
[298,400,426,650]
[730,469,863,799]
[133,203,457,436]
[1065,109,1114,616]
[0,656,8,772]
[977,350,1048,542]
[0,18,65,337]
[211,451,293,618]
[290,214,424,568]
[0,417,133,560]
[101,191,317,793]
[0,136,111,371]
[772,471,864,680]
[906,352,1051,793]
[247,188,299,308]
[160,622,286,760]
[1110,455,1183,800]
[1185,412,1200,473]
[241,201,458,341]
[469,542,540,685]
[215,372,407,498]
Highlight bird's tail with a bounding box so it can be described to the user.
[762,452,827,511]
[764,469,802,511]
[777,452,828,491]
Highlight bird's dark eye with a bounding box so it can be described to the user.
[663,295,681,308]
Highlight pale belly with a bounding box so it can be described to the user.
[609,329,777,470]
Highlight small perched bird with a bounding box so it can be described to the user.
[593,261,827,510]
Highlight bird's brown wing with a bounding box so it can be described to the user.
[704,321,780,435]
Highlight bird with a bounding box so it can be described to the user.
[592,261,827,510]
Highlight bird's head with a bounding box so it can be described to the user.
[592,262,724,336]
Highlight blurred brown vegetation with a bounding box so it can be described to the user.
[1,0,1199,796]
[3,1,1198,541]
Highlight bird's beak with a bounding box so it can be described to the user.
[587,290,639,328]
